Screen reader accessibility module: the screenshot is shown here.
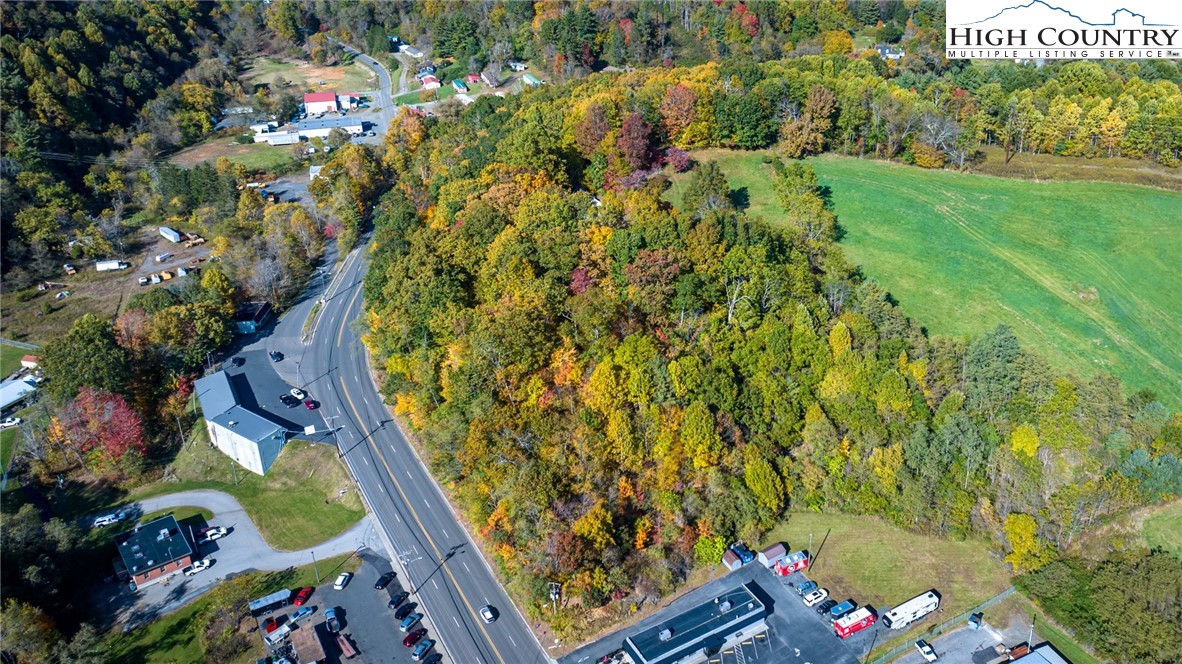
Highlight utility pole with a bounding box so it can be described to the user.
[1028,614,1035,646]
[176,416,186,447]
[809,532,813,555]
[311,550,321,584]
[549,582,561,613]
[229,458,239,486]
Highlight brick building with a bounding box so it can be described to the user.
[115,515,195,590]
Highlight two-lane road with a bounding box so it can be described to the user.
[330,38,397,133]
[299,244,550,664]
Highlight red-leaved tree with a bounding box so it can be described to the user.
[617,111,652,170]
[62,386,146,461]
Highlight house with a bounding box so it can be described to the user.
[160,226,182,243]
[421,75,441,90]
[401,46,424,59]
[233,301,273,335]
[338,93,360,108]
[0,377,37,411]
[451,79,468,93]
[296,116,364,139]
[194,370,290,475]
[481,71,501,88]
[115,515,195,590]
[507,60,528,72]
[522,73,543,87]
[467,74,482,86]
[757,542,787,568]
[20,355,39,370]
[721,549,743,572]
[303,91,339,115]
[874,44,905,60]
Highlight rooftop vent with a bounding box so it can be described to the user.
[658,628,674,642]
[719,600,733,612]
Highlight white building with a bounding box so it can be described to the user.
[194,371,289,476]
[256,131,300,146]
[296,116,364,139]
[303,91,339,115]
[421,75,441,90]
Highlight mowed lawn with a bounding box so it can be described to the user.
[0,342,30,375]
[129,430,364,551]
[761,512,1011,621]
[1143,500,1182,557]
[668,150,1182,407]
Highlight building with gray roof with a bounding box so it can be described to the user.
[195,370,289,475]
[623,583,767,664]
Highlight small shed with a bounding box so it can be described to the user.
[757,542,787,568]
[467,74,482,85]
[452,79,468,93]
[20,355,39,370]
[522,73,543,87]
[160,226,182,243]
[722,549,743,572]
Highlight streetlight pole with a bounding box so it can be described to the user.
[311,550,320,584]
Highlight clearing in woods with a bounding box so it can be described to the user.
[242,56,377,94]
[667,150,1182,408]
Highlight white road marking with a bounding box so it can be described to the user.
[379,485,385,493]
[432,579,439,590]
[394,513,401,523]
[453,616,461,627]
[508,634,517,646]
[423,497,430,508]
[363,457,369,466]
[463,562,471,573]
[406,468,413,479]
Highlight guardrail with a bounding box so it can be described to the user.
[867,586,1016,664]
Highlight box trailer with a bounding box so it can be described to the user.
[774,551,809,575]
[96,260,129,272]
[882,590,940,630]
[834,607,877,639]
[160,226,182,243]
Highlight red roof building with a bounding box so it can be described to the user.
[303,92,339,115]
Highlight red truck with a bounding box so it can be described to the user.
[774,551,810,576]
[834,607,877,639]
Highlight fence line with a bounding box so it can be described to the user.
[868,586,1016,664]
[0,338,40,350]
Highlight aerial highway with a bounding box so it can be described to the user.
[293,245,551,664]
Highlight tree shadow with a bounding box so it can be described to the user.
[728,186,750,211]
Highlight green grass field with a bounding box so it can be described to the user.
[1143,500,1182,557]
[668,150,1182,407]
[140,506,213,525]
[761,512,1011,619]
[0,342,30,375]
[105,552,361,664]
[127,430,364,551]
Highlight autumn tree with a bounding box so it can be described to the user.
[41,314,131,403]
[617,111,653,170]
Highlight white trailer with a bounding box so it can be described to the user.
[96,260,129,272]
[160,226,182,243]
[882,590,940,629]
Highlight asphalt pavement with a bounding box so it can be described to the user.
[255,239,549,664]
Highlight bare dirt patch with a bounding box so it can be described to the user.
[243,57,376,93]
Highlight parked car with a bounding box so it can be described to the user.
[325,607,341,633]
[198,526,228,544]
[729,542,756,565]
[292,587,314,606]
[183,560,211,576]
[814,598,838,615]
[796,580,818,596]
[269,351,284,362]
[803,589,829,607]
[411,639,435,661]
[403,628,426,647]
[138,276,149,286]
[290,388,307,400]
[280,394,299,407]
[393,603,415,620]
[375,573,396,590]
[422,654,443,664]
[333,572,352,590]
[399,612,423,632]
[479,605,496,624]
[388,591,409,610]
[230,356,245,367]
[916,640,938,662]
[289,606,315,623]
[304,400,318,410]
[0,417,22,429]
[92,512,127,528]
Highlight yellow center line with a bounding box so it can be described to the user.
[334,302,506,664]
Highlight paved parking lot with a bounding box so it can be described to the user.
[221,349,336,448]
[263,552,444,664]
[561,565,869,664]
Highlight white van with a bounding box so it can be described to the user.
[93,512,127,528]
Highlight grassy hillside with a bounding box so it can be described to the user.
[1144,501,1182,557]
[667,150,1182,407]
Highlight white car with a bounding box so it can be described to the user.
[333,572,352,590]
[802,588,829,607]
[290,388,307,400]
[183,560,211,576]
[479,605,496,624]
[915,639,938,662]
[93,512,127,528]
[0,417,22,429]
[198,526,228,544]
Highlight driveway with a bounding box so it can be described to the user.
[96,489,381,630]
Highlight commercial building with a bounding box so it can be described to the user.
[303,91,339,115]
[0,377,37,411]
[296,116,364,139]
[194,370,289,475]
[622,583,767,664]
[115,515,195,590]
[256,131,301,146]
